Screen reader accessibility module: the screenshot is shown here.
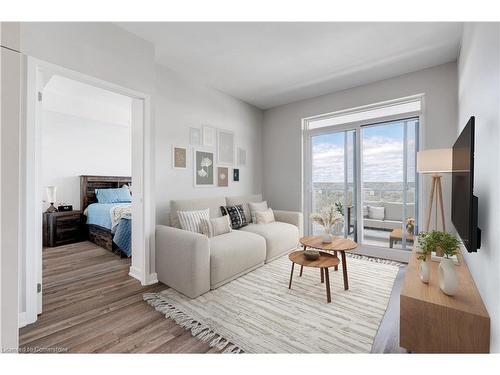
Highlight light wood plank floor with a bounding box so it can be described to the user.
[19,241,403,353]
[19,241,215,353]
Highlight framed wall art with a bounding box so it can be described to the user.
[194,148,215,187]
[203,126,216,147]
[217,129,235,165]
[172,145,187,169]
[189,127,202,146]
[217,167,229,187]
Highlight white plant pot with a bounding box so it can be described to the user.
[419,261,430,283]
[322,228,333,243]
[438,257,458,296]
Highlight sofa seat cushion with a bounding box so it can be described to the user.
[239,222,299,262]
[209,231,266,288]
[363,218,401,230]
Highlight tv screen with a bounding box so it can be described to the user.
[452,116,481,252]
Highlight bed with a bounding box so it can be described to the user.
[80,175,132,257]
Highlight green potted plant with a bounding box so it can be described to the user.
[418,231,461,295]
[416,234,431,283]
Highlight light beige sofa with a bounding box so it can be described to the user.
[363,201,415,230]
[155,194,303,298]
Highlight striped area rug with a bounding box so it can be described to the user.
[144,253,400,353]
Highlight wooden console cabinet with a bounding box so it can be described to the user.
[400,246,490,353]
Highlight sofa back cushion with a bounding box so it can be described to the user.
[364,201,416,222]
[225,194,263,223]
[170,196,226,228]
[368,206,385,220]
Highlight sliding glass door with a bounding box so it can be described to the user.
[360,119,418,250]
[310,129,357,241]
[306,117,419,254]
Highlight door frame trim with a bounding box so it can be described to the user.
[22,57,157,327]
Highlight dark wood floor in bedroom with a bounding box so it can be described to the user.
[19,241,405,353]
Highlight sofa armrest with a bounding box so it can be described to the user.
[155,225,210,298]
[273,210,303,237]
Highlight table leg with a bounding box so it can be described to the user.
[389,237,394,248]
[320,267,324,283]
[341,251,349,290]
[334,250,338,271]
[299,265,303,277]
[289,262,295,289]
[324,268,331,303]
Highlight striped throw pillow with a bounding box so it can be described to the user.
[200,215,232,238]
[177,209,210,233]
[220,205,248,229]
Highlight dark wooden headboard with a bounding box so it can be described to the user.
[80,175,132,211]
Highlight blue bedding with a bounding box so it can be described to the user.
[86,203,132,257]
[86,203,130,230]
[112,218,131,257]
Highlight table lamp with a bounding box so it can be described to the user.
[417,148,452,231]
[46,186,58,213]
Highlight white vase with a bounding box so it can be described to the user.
[438,257,458,296]
[322,227,333,243]
[419,261,430,283]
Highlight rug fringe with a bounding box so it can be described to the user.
[143,293,244,354]
[346,253,404,268]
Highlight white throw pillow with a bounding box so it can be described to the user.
[200,215,232,238]
[177,209,210,233]
[248,201,269,223]
[368,206,385,220]
[255,208,275,224]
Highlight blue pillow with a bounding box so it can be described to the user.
[95,187,132,203]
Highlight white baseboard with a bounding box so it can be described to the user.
[145,272,158,285]
[128,265,143,283]
[129,266,158,286]
[18,312,27,328]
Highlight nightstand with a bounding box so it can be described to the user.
[43,210,86,247]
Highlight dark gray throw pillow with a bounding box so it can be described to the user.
[220,204,248,229]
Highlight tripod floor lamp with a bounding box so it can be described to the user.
[417,148,453,232]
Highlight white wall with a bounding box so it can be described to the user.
[262,62,458,232]
[154,64,264,225]
[41,110,132,210]
[457,22,500,353]
[1,21,21,351]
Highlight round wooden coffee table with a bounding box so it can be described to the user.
[299,236,357,291]
[288,251,340,303]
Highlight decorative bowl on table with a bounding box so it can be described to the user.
[303,249,320,261]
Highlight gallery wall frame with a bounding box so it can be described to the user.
[217,167,229,187]
[172,145,188,169]
[194,148,215,187]
[203,125,216,147]
[217,129,235,166]
[190,127,202,146]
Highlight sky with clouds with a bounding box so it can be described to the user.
[312,121,416,183]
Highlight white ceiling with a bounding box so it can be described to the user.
[117,22,463,109]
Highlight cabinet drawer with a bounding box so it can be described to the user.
[55,216,82,230]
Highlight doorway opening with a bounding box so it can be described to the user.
[22,58,156,327]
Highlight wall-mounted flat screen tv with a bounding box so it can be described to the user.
[452,116,481,252]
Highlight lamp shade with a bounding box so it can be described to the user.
[46,186,57,203]
[417,148,453,174]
